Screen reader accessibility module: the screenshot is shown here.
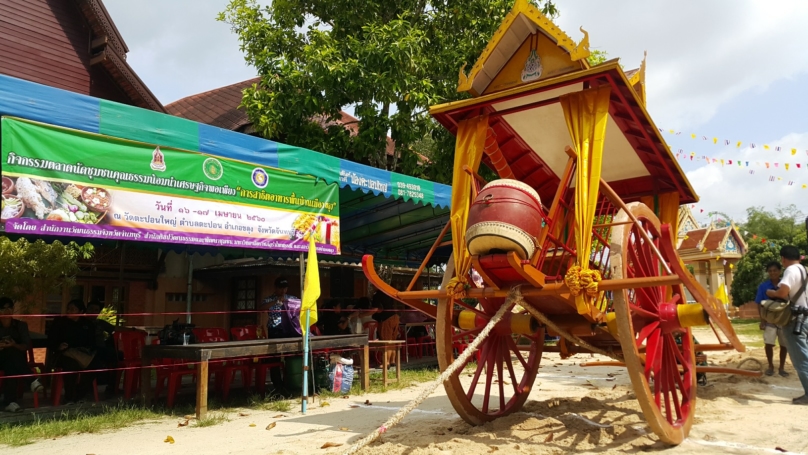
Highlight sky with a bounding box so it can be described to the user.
[103,0,808,224]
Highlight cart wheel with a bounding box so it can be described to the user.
[436,255,544,425]
[610,203,696,445]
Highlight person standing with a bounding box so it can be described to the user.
[756,262,788,376]
[0,297,44,412]
[258,277,301,395]
[766,246,808,405]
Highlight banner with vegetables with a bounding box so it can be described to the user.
[1,118,340,254]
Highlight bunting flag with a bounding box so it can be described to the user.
[659,128,808,154]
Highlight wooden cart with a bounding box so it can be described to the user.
[363,1,747,445]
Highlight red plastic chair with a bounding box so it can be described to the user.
[230,325,258,341]
[0,369,44,408]
[363,321,378,341]
[114,331,147,400]
[194,328,250,400]
[417,336,435,357]
[51,370,99,406]
[151,339,197,408]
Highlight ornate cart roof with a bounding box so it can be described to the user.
[431,0,697,206]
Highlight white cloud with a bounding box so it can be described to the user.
[674,132,808,222]
[555,0,808,130]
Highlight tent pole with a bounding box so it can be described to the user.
[116,242,126,327]
[186,253,193,324]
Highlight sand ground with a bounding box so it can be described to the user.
[6,327,808,455]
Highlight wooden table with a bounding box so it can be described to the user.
[369,340,404,387]
[141,334,369,418]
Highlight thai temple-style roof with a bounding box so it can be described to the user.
[677,206,747,260]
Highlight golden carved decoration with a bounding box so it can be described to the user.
[457,63,472,93]
[456,0,587,95]
[569,27,591,62]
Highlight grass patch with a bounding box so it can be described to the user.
[0,404,164,447]
[193,412,229,428]
[731,318,764,348]
[248,394,293,412]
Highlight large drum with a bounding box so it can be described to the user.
[466,179,542,260]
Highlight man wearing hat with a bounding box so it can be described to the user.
[260,277,302,339]
[259,277,301,395]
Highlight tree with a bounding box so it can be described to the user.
[730,238,783,306]
[219,0,558,182]
[740,205,804,245]
[0,237,94,310]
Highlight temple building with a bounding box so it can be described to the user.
[676,206,747,306]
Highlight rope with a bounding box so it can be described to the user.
[510,287,622,362]
[736,357,764,372]
[341,287,521,455]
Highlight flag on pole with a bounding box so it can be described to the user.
[300,235,320,334]
[714,284,729,305]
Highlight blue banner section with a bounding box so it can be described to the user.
[198,123,279,169]
[0,74,100,134]
[0,74,451,209]
[433,180,452,208]
[339,160,392,198]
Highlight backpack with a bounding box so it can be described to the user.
[761,266,807,327]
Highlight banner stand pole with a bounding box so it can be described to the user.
[302,309,311,414]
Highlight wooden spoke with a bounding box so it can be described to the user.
[437,255,543,425]
[610,202,696,445]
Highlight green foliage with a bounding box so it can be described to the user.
[740,205,805,245]
[587,49,608,66]
[0,237,94,307]
[730,238,783,306]
[219,0,557,182]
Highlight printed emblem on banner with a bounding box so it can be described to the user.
[251,168,269,189]
[150,146,166,172]
[521,49,542,82]
[202,157,223,181]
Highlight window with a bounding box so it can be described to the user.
[231,277,259,326]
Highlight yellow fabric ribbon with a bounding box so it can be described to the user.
[445,277,468,300]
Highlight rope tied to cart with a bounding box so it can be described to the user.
[342,286,521,455]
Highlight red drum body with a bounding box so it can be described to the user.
[466,179,542,260]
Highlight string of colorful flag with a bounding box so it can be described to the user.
[659,128,808,155]
[673,150,808,188]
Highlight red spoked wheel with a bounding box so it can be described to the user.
[609,203,696,445]
[436,256,544,425]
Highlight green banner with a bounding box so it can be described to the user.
[1,118,341,254]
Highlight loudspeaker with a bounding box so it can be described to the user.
[329,267,355,298]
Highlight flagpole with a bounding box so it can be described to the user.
[302,308,311,414]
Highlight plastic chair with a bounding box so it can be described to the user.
[417,335,435,357]
[51,370,99,406]
[363,322,378,341]
[230,325,258,341]
[151,339,197,408]
[114,331,147,400]
[194,328,250,400]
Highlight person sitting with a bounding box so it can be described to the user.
[320,300,352,336]
[351,297,379,335]
[85,300,124,395]
[0,297,44,413]
[46,299,104,403]
[372,293,400,365]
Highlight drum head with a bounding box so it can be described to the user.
[466,221,536,260]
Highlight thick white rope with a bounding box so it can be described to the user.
[341,288,520,455]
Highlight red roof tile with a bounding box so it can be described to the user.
[678,228,707,250]
[167,78,398,157]
[166,78,260,131]
[703,228,728,251]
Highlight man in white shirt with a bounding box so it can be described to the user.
[766,245,808,405]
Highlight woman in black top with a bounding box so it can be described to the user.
[47,299,104,403]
